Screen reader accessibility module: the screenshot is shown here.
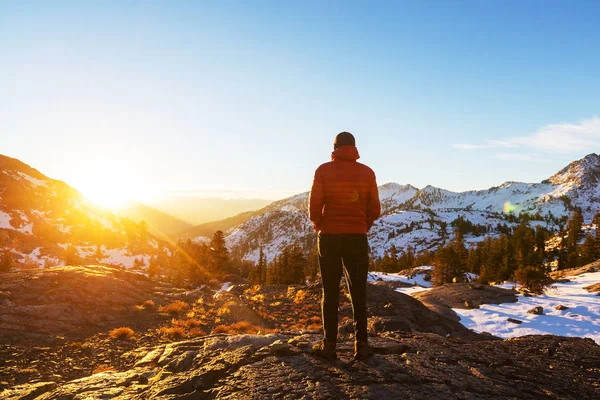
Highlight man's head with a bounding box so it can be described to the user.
[334,131,356,149]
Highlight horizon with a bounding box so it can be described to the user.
[2,1,600,208]
[2,149,597,206]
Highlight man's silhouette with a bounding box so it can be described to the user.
[309,132,381,360]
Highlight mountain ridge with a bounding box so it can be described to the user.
[193,153,600,262]
[0,154,172,269]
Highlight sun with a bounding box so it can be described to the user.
[82,184,136,209]
[74,166,153,210]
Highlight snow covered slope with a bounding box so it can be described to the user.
[205,153,600,262]
[0,154,171,269]
[454,270,600,344]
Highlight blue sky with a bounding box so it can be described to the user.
[1,1,599,204]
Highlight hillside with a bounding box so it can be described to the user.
[118,202,193,240]
[2,265,600,399]
[198,153,600,262]
[0,154,172,269]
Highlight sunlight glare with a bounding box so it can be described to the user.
[73,164,154,210]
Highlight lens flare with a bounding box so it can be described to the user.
[503,201,516,214]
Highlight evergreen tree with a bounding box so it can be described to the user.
[579,233,598,266]
[209,230,230,277]
[148,256,159,279]
[433,232,467,285]
[250,247,267,284]
[64,245,81,266]
[534,225,547,264]
[567,209,583,250]
[0,249,12,273]
[290,246,308,284]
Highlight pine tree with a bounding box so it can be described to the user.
[250,247,267,284]
[209,230,230,277]
[64,245,80,266]
[567,209,583,250]
[534,225,547,264]
[290,246,308,284]
[0,249,12,273]
[148,256,159,279]
[579,233,598,266]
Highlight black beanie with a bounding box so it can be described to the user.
[334,131,356,149]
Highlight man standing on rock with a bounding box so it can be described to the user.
[309,131,381,361]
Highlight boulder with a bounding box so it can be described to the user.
[527,307,544,315]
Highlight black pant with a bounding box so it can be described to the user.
[318,233,369,343]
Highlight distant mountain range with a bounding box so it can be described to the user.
[188,153,600,263]
[117,202,193,239]
[147,197,272,225]
[3,152,600,270]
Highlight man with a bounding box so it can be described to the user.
[309,131,381,361]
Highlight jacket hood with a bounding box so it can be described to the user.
[331,146,360,161]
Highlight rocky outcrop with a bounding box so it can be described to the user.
[3,332,599,399]
[0,266,174,343]
[413,283,517,322]
[549,260,600,280]
[363,283,481,340]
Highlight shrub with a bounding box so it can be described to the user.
[171,318,203,329]
[515,266,551,294]
[109,327,135,340]
[158,326,185,339]
[217,302,235,317]
[212,321,262,334]
[143,300,155,309]
[158,300,190,315]
[187,328,206,337]
[294,290,307,305]
[307,323,321,331]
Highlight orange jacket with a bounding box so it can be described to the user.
[309,146,381,234]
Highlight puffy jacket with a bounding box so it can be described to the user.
[309,146,381,234]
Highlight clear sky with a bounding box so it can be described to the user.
[1,1,600,205]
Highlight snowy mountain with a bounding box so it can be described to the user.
[198,153,600,262]
[0,155,172,269]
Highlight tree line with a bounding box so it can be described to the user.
[372,209,600,292]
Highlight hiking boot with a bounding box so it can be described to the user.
[354,340,373,360]
[312,340,337,360]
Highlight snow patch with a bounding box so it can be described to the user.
[454,270,600,344]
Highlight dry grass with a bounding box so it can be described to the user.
[187,327,206,337]
[171,318,203,329]
[212,321,262,334]
[287,287,297,298]
[18,368,37,374]
[158,326,185,339]
[92,364,115,374]
[109,327,135,340]
[307,323,321,331]
[217,301,235,317]
[293,290,307,305]
[250,294,265,303]
[244,285,261,296]
[158,300,190,315]
[143,299,155,309]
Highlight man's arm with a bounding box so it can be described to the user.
[308,167,325,232]
[366,170,381,230]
